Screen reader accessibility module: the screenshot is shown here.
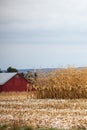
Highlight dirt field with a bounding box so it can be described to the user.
[0,92,87,129]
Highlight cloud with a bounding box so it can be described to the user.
[1,0,87,69]
[0,0,87,31]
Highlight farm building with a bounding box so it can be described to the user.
[0,73,31,92]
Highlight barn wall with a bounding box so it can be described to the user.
[0,85,2,92]
[1,74,28,92]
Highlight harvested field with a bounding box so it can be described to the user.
[0,93,87,129]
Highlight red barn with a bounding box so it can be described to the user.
[0,73,31,92]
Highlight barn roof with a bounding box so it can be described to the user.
[0,73,17,85]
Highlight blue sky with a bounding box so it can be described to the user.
[0,0,87,69]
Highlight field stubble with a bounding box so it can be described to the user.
[0,92,87,129]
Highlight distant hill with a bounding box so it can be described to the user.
[19,67,87,74]
[2,66,87,74]
[18,68,58,74]
[2,68,58,74]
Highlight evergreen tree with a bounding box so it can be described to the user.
[7,67,18,72]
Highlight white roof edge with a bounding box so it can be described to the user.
[0,72,17,85]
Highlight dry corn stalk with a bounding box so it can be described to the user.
[34,67,87,99]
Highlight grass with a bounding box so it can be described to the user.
[0,125,86,130]
[0,124,33,130]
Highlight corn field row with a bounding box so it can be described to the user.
[34,67,87,99]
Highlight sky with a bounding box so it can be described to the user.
[0,0,87,70]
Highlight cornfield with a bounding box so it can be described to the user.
[34,67,87,99]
